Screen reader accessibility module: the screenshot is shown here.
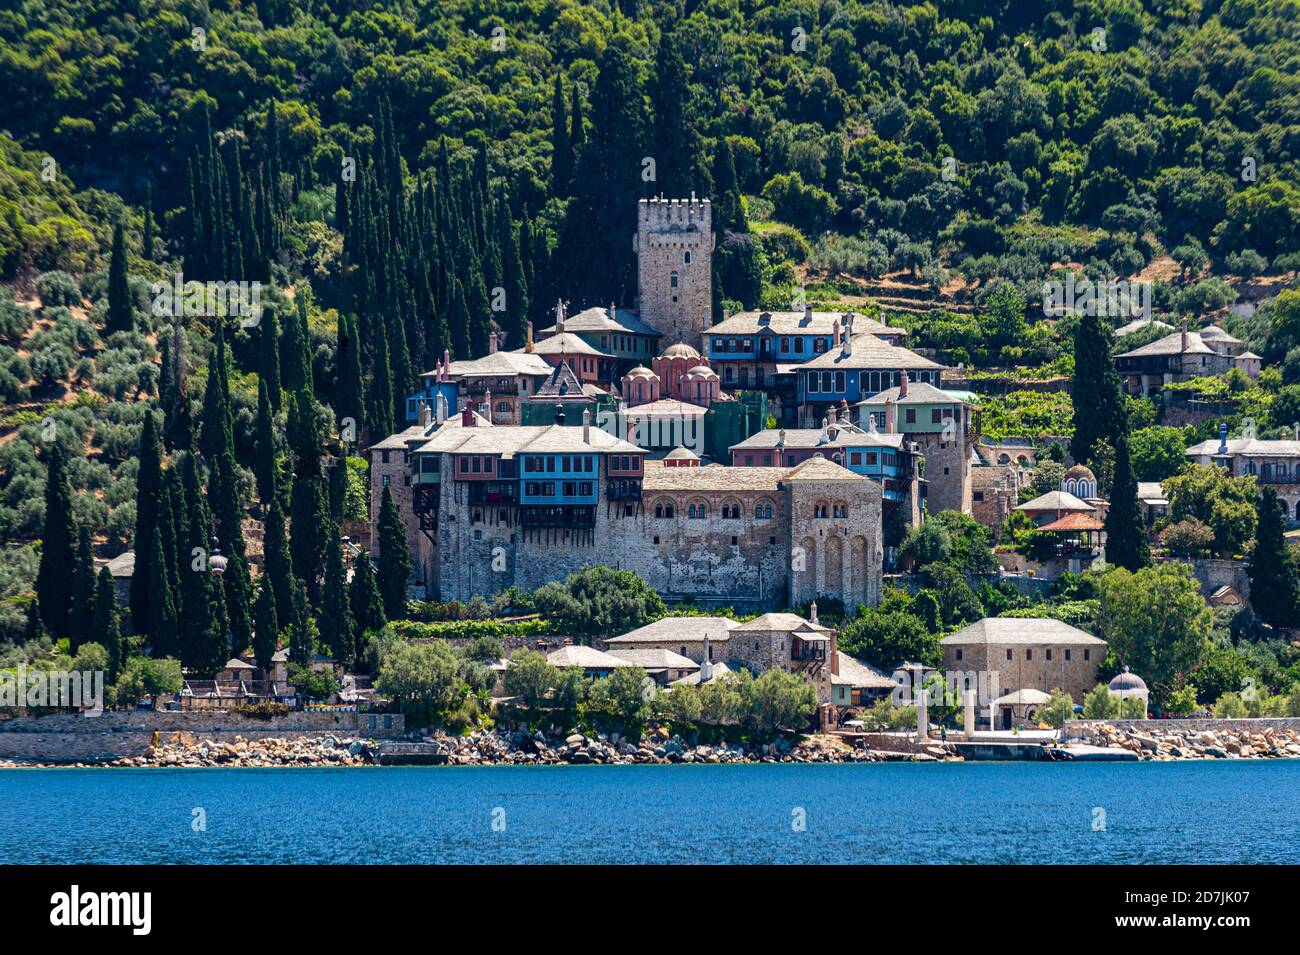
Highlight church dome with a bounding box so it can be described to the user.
[1108,670,1148,693]
[660,342,701,360]
[1063,464,1096,482]
[684,365,718,379]
[626,365,656,379]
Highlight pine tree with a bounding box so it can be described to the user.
[252,573,279,676]
[1247,486,1300,628]
[551,74,572,197]
[1070,311,1126,468]
[1103,434,1150,572]
[36,442,76,638]
[349,549,385,646]
[70,524,95,651]
[92,567,123,682]
[377,485,411,620]
[105,221,133,334]
[131,410,163,635]
[319,529,354,665]
[255,376,277,505]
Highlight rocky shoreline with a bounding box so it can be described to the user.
[1073,722,1300,760]
[0,728,952,768]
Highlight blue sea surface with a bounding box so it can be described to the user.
[1,761,1296,864]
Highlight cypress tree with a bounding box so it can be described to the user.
[1070,311,1126,468]
[287,391,328,601]
[1247,486,1300,628]
[147,518,179,658]
[23,598,45,644]
[252,573,279,676]
[447,276,471,361]
[569,77,585,165]
[36,441,76,638]
[288,575,312,665]
[377,485,411,620]
[499,191,529,348]
[263,491,294,629]
[259,303,282,414]
[651,26,708,197]
[131,410,163,635]
[336,312,365,441]
[551,74,572,197]
[105,221,133,334]
[160,322,193,452]
[92,567,123,682]
[319,529,354,665]
[142,183,155,261]
[349,549,385,646]
[369,313,395,438]
[1102,435,1150,572]
[70,524,96,651]
[255,376,276,506]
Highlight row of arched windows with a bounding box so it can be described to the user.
[651,499,777,520]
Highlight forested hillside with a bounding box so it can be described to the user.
[0,0,1298,648]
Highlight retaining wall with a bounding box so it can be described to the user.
[1064,717,1300,740]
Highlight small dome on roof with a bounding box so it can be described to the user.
[660,343,701,360]
[626,365,656,379]
[1108,670,1148,692]
[685,365,718,379]
[1063,464,1096,482]
[665,446,699,461]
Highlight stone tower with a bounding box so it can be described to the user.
[635,197,714,350]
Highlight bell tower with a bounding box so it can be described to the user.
[635,197,714,351]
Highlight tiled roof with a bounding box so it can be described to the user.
[1197,324,1242,344]
[857,381,972,406]
[438,351,553,378]
[730,425,904,452]
[623,398,710,417]
[1117,330,1214,358]
[1186,438,1300,457]
[605,648,700,670]
[831,652,896,689]
[606,616,739,644]
[670,661,733,686]
[541,305,661,337]
[794,333,945,371]
[1015,490,1094,512]
[991,689,1052,706]
[1113,318,1172,337]
[533,360,587,399]
[734,612,831,633]
[710,309,907,339]
[642,461,788,492]
[1137,481,1167,503]
[546,645,633,669]
[940,617,1105,646]
[1038,512,1105,532]
[527,333,609,357]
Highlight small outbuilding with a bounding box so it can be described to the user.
[1108,669,1150,712]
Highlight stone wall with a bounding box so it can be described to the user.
[0,710,405,762]
[942,642,1101,700]
[1063,717,1300,740]
[635,198,713,352]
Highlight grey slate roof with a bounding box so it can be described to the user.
[857,381,973,406]
[794,333,944,371]
[541,305,661,337]
[710,309,908,340]
[940,617,1106,647]
[606,616,739,645]
[1117,330,1214,358]
[1186,437,1300,457]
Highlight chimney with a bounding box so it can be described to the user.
[898,371,909,398]
[832,318,840,345]
[810,600,818,625]
[885,397,897,434]
[554,401,566,426]
[609,301,616,321]
[484,389,492,424]
[843,332,852,357]
[700,635,713,683]
[525,322,535,352]
[1181,318,1189,353]
[804,304,813,323]
[555,298,566,334]
[777,428,786,448]
[436,392,447,424]
[462,403,475,427]
[443,349,451,382]
[418,400,431,428]
[1218,421,1228,454]
[489,331,498,354]
[583,408,591,444]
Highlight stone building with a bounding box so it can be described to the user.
[857,379,981,515]
[1116,322,1261,397]
[370,409,884,610]
[970,464,1020,532]
[634,197,714,351]
[939,617,1107,704]
[1186,424,1300,524]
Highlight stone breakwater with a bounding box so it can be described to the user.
[0,728,956,767]
[1074,722,1300,760]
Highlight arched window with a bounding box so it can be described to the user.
[654,501,675,519]
[722,501,740,519]
[670,271,679,288]
[683,251,692,264]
